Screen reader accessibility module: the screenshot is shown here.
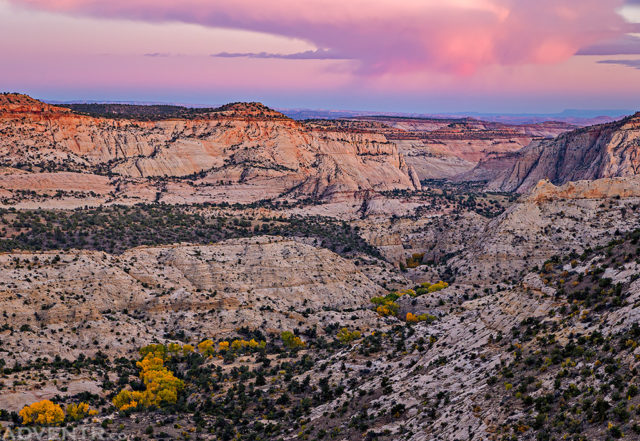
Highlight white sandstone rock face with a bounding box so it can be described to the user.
[0,236,391,364]
[448,180,640,283]
[0,94,420,206]
[467,113,640,193]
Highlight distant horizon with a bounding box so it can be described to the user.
[32,92,640,117]
[15,89,640,117]
[37,96,637,120]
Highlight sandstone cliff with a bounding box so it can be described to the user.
[0,94,420,203]
[467,112,640,193]
[527,176,640,202]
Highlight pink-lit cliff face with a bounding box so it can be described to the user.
[1,0,639,111]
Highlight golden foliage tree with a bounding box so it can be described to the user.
[426,281,448,293]
[406,312,436,323]
[197,339,215,356]
[113,352,184,412]
[139,344,167,360]
[336,328,362,344]
[167,343,181,354]
[281,331,305,349]
[65,402,98,421]
[230,338,265,352]
[376,301,399,317]
[20,400,64,426]
[112,390,142,412]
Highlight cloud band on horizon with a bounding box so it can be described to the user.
[598,59,640,69]
[211,49,351,60]
[6,0,635,75]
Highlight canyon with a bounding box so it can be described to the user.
[1,93,640,441]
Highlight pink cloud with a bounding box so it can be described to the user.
[8,0,633,74]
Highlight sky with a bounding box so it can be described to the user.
[1,0,640,113]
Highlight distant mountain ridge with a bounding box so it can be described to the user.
[32,97,580,182]
[6,94,637,199]
[41,96,633,126]
[281,108,633,126]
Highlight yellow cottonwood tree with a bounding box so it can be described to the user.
[20,400,64,426]
[337,328,362,343]
[198,339,215,356]
[281,331,305,349]
[139,344,167,360]
[427,281,448,293]
[112,390,142,412]
[376,301,399,317]
[65,402,98,421]
[417,313,436,323]
[230,338,265,351]
[167,343,181,354]
[113,352,184,412]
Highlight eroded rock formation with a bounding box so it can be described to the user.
[464,113,640,192]
[0,94,420,204]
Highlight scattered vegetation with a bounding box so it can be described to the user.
[382,180,516,219]
[371,282,447,320]
[486,230,640,440]
[0,205,381,258]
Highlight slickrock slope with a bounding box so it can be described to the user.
[361,210,489,265]
[448,177,640,283]
[392,139,477,180]
[5,236,640,440]
[0,236,391,365]
[471,112,640,193]
[0,170,638,440]
[0,94,419,204]
[2,217,640,441]
[0,171,112,193]
[300,240,640,441]
[300,282,560,440]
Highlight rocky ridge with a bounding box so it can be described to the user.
[463,112,640,193]
[0,236,394,366]
[447,177,640,284]
[350,116,575,180]
[0,94,420,204]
